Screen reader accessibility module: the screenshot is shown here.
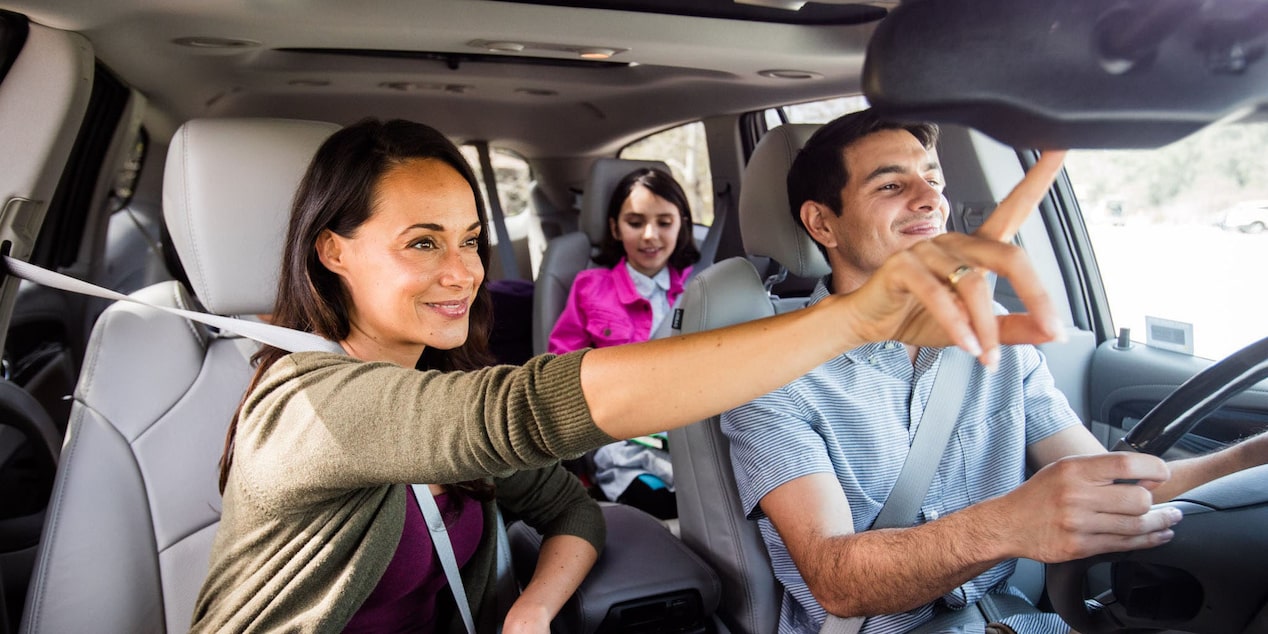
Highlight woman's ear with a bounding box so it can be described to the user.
[609,217,620,241]
[800,201,839,250]
[315,229,345,274]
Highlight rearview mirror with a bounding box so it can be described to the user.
[863,0,1268,149]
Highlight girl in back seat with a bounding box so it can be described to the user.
[547,168,700,519]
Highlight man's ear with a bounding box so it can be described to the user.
[799,201,838,249]
[315,229,345,275]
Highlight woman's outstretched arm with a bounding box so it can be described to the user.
[580,151,1067,440]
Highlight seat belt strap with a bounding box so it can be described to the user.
[819,346,977,634]
[3,256,343,355]
[493,506,516,621]
[413,484,478,634]
[473,140,521,280]
[694,182,732,276]
[872,347,975,530]
[4,255,489,631]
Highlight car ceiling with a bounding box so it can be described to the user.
[2,0,884,158]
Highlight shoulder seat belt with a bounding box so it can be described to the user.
[818,346,977,634]
[3,256,498,634]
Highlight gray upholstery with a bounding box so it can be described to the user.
[668,258,778,634]
[739,124,829,280]
[668,124,822,634]
[509,504,720,633]
[532,231,594,355]
[21,118,338,633]
[531,157,668,355]
[165,118,340,315]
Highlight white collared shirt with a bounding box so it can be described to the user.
[625,262,672,334]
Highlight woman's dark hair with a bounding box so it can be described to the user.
[219,118,495,501]
[595,167,701,270]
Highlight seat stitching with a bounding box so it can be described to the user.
[25,315,166,630]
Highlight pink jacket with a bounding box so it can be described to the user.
[548,258,691,354]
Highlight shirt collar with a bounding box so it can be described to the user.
[809,275,902,364]
[625,262,671,299]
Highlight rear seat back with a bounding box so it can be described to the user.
[103,202,171,294]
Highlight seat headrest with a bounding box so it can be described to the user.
[163,118,341,315]
[739,124,830,279]
[579,157,671,245]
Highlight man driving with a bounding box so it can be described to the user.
[722,109,1268,633]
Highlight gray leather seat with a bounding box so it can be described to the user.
[668,124,826,634]
[531,157,669,355]
[20,118,339,633]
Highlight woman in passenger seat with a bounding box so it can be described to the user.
[195,119,601,634]
[548,168,699,519]
[192,117,1068,633]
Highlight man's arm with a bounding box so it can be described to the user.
[1025,420,1268,504]
[1154,431,1268,502]
[1026,425,1106,472]
[760,473,1001,617]
[761,452,1181,618]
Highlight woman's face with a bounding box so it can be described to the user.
[610,184,682,277]
[317,158,484,366]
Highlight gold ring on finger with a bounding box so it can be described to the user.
[947,264,977,286]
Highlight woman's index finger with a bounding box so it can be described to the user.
[975,150,1068,243]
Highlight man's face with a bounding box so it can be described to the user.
[816,129,949,289]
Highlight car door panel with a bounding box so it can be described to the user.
[1038,328,1098,426]
[1088,341,1268,459]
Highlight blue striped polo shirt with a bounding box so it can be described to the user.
[721,280,1078,634]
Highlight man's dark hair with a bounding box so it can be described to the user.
[786,109,940,255]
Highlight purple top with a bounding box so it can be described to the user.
[344,487,485,632]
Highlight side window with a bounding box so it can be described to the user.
[460,146,533,217]
[1065,122,1268,360]
[620,121,713,225]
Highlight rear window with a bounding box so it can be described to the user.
[620,121,714,226]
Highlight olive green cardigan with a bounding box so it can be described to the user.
[192,350,615,633]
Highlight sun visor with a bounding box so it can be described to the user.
[862,0,1268,149]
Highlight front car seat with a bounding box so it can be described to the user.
[668,124,826,634]
[20,118,339,633]
[531,157,669,355]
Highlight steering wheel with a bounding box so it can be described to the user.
[1047,336,1268,633]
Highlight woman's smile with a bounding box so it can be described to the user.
[423,298,471,319]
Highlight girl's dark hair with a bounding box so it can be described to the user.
[219,118,495,501]
[595,167,701,270]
